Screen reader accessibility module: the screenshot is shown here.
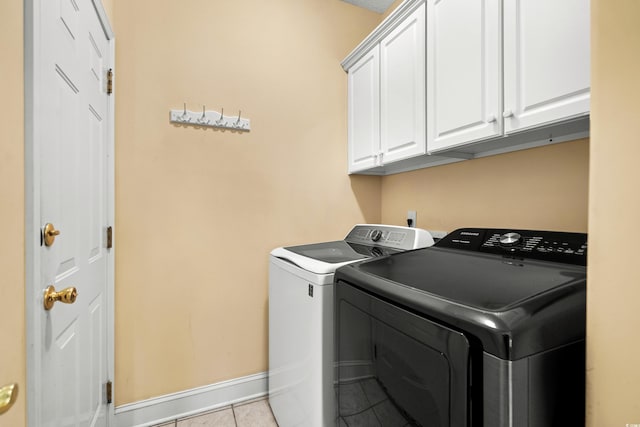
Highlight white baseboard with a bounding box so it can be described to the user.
[114,371,268,427]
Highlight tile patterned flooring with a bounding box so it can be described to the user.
[153,397,278,427]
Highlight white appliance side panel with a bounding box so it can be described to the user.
[268,259,334,427]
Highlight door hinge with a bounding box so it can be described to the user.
[106,226,113,249]
[105,380,113,404]
[107,68,113,95]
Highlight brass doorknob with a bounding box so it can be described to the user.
[43,285,78,311]
[43,223,61,246]
[0,383,18,415]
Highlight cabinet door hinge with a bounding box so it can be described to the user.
[106,226,113,249]
[105,380,113,404]
[107,68,113,95]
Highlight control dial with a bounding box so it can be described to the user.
[499,232,523,247]
[370,229,383,242]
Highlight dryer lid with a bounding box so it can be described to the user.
[355,247,585,311]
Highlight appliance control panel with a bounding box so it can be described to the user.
[435,228,588,266]
[344,224,435,251]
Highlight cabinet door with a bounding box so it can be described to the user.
[504,0,590,133]
[380,3,426,164]
[348,46,380,173]
[427,0,501,153]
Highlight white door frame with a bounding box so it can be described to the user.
[24,0,115,425]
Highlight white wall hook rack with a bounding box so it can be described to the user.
[170,104,251,131]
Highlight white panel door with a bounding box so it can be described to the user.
[31,0,112,426]
[503,0,590,133]
[380,3,426,164]
[348,46,380,173]
[427,0,501,153]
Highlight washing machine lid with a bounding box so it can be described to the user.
[271,241,398,275]
[284,241,369,263]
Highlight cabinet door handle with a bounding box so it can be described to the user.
[486,115,497,123]
[502,110,514,118]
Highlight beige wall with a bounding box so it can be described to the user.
[381,139,589,232]
[113,0,381,404]
[587,0,640,425]
[114,0,594,410]
[101,0,114,24]
[0,0,25,425]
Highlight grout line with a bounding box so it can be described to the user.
[232,404,238,427]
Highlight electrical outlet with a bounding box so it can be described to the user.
[407,210,417,228]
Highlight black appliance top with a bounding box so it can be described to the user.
[334,228,587,360]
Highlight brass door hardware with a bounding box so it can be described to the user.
[106,226,113,249]
[107,69,113,95]
[0,383,18,415]
[43,285,78,311]
[43,223,61,247]
[105,381,112,404]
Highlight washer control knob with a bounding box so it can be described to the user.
[370,229,383,242]
[499,232,522,247]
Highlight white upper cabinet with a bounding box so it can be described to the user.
[427,0,501,152]
[344,1,426,174]
[427,0,590,154]
[344,0,590,174]
[503,0,590,133]
[380,3,426,164]
[348,47,380,172]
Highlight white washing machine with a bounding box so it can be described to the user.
[268,224,436,427]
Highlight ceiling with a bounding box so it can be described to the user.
[341,0,396,13]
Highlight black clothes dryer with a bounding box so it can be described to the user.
[334,228,587,427]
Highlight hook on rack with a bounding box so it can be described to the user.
[197,105,209,125]
[170,104,250,132]
[216,108,225,126]
[180,102,191,122]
